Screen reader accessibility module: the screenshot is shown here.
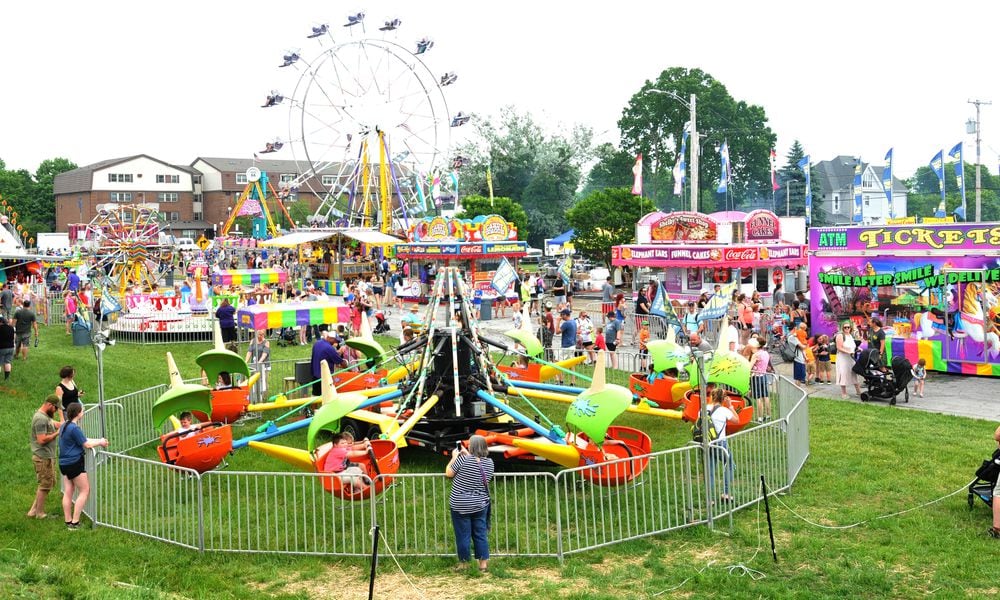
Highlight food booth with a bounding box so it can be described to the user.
[394,214,527,300]
[611,210,807,303]
[260,228,402,292]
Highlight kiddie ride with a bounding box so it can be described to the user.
[149,269,753,499]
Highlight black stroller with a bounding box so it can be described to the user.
[372,310,390,334]
[853,348,912,406]
[968,448,1000,509]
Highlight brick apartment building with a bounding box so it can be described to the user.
[54,154,338,239]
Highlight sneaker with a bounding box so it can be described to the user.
[67,522,79,531]
[989,527,1000,539]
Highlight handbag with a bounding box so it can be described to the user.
[477,458,492,527]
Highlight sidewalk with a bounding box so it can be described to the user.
[771,360,1000,422]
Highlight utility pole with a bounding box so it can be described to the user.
[968,98,991,222]
[689,93,699,213]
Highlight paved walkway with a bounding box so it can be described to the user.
[379,301,1000,423]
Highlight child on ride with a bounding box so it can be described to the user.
[321,432,372,493]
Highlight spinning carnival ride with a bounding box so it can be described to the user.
[261,12,462,233]
[82,205,173,295]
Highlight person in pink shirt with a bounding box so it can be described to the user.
[747,337,772,422]
[321,432,372,493]
[64,292,78,335]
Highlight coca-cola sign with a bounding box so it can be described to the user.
[723,247,759,261]
[745,210,780,241]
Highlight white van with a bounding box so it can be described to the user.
[174,237,198,251]
[522,248,544,263]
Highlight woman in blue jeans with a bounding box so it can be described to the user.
[446,434,494,572]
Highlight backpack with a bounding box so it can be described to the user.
[691,405,721,443]
[827,341,837,356]
[780,337,798,362]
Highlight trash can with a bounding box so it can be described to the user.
[479,298,493,321]
[165,270,175,287]
[295,360,313,386]
[71,322,91,347]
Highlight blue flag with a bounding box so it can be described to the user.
[717,140,730,193]
[929,150,945,217]
[949,142,966,219]
[852,158,864,223]
[649,282,682,328]
[698,281,737,322]
[882,148,894,218]
[797,155,811,226]
[558,256,573,284]
[673,129,689,196]
[490,257,517,295]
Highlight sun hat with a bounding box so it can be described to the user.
[748,338,760,348]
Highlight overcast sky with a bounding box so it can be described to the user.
[2,0,998,181]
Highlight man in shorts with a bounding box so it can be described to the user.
[0,315,14,380]
[12,299,38,361]
[28,395,60,519]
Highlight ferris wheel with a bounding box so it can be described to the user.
[260,12,462,232]
[84,204,172,295]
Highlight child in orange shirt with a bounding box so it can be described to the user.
[638,321,651,370]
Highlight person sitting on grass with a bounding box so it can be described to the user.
[320,431,372,494]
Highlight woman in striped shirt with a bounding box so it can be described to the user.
[446,435,494,572]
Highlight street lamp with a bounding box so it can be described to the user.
[647,88,699,213]
[967,98,991,222]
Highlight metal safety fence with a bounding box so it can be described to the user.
[81,369,808,559]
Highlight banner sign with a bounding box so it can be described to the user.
[809,223,1000,252]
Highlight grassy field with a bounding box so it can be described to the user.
[2,325,999,599]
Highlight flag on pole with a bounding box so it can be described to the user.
[770,149,779,191]
[882,148,894,218]
[949,142,966,218]
[674,129,689,196]
[717,141,731,193]
[649,282,682,329]
[631,154,643,196]
[253,153,260,161]
[490,257,518,295]
[698,280,737,322]
[929,150,945,217]
[558,256,573,284]
[797,155,811,226]
[486,167,495,208]
[852,158,863,223]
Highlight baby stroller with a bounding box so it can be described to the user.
[968,448,1000,509]
[853,348,911,406]
[276,327,298,347]
[372,310,390,334]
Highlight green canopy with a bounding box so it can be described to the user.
[565,351,631,444]
[705,352,752,395]
[503,329,543,359]
[306,393,367,452]
[195,350,250,388]
[151,384,212,429]
[647,340,690,373]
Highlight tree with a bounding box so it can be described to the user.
[454,195,529,242]
[454,107,592,247]
[565,187,645,267]
[775,141,825,225]
[617,67,776,210]
[0,156,77,236]
[907,163,1000,221]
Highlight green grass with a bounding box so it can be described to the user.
[2,325,999,598]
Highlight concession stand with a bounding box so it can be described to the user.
[611,210,807,303]
[394,214,527,299]
[260,228,401,292]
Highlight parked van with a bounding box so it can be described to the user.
[522,248,544,263]
[174,237,198,251]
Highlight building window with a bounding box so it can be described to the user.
[163,212,180,222]
[864,195,870,207]
[279,174,296,185]
[157,192,179,203]
[321,175,335,186]
[108,173,133,183]
[192,175,202,185]
[193,211,203,221]
[235,173,248,184]
[121,210,133,223]
[193,193,203,203]
[833,195,840,213]
[155,174,180,184]
[110,192,133,203]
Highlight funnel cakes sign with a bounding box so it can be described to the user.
[646,212,717,243]
[744,210,781,241]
